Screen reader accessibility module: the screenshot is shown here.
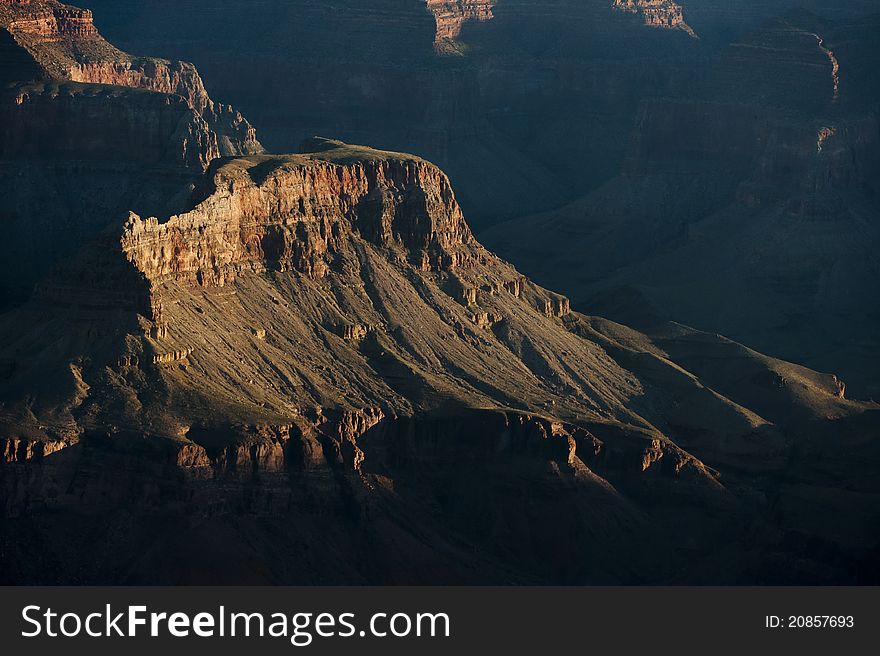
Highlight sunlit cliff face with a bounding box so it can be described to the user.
[612,0,696,37]
[425,0,496,46]
[0,0,879,587]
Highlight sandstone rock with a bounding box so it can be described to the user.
[153,348,193,365]
[121,140,475,288]
[613,0,696,37]
[1,0,878,587]
[541,293,571,319]
[1,437,70,463]
[0,0,262,159]
[469,311,499,330]
[0,0,264,307]
[337,323,368,341]
[426,0,495,49]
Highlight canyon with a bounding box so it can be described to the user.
[0,0,878,585]
[70,2,879,407]
[77,0,708,225]
[75,0,875,225]
[612,1,696,37]
[484,9,880,399]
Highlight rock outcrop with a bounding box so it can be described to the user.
[0,0,96,39]
[122,141,475,287]
[426,0,496,48]
[0,0,261,159]
[1,0,878,586]
[0,0,262,307]
[612,0,696,37]
[483,10,880,400]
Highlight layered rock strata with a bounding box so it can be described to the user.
[0,0,262,306]
[426,0,496,46]
[612,0,696,37]
[2,136,878,584]
[0,0,261,159]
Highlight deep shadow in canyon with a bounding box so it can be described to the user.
[0,0,878,584]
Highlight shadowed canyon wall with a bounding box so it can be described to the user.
[483,9,880,398]
[1,0,878,585]
[69,1,880,398]
[0,0,262,307]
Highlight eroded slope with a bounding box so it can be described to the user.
[0,0,262,307]
[1,138,877,584]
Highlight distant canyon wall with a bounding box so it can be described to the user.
[613,0,696,37]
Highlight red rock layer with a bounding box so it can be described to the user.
[426,0,495,44]
[613,0,696,37]
[122,144,475,288]
[0,0,96,38]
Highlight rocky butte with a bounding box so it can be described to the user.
[0,0,262,306]
[612,0,696,37]
[0,1,878,585]
[426,0,496,50]
[483,9,880,400]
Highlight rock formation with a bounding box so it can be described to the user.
[122,141,475,286]
[0,0,262,307]
[0,0,261,159]
[426,0,496,50]
[612,0,696,37]
[2,132,878,583]
[0,0,878,585]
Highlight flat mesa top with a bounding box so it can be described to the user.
[205,138,432,187]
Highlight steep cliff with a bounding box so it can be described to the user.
[613,1,696,37]
[122,141,475,286]
[2,135,878,584]
[0,0,262,307]
[1,81,219,167]
[1,0,878,585]
[484,10,880,400]
[0,0,261,158]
